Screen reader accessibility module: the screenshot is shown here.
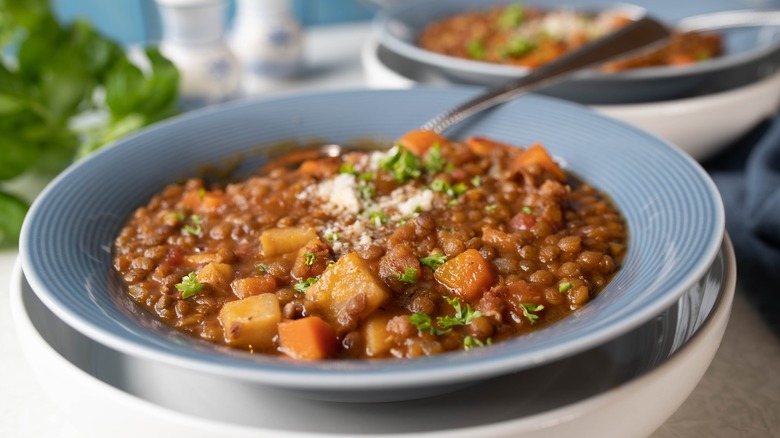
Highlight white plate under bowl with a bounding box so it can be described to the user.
[10,236,735,437]
[362,36,780,161]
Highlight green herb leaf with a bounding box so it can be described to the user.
[409,313,449,335]
[303,253,316,266]
[0,191,28,247]
[294,277,318,294]
[175,272,204,299]
[430,179,467,198]
[500,36,535,58]
[466,38,486,60]
[257,263,268,273]
[498,3,525,29]
[520,303,545,325]
[419,253,447,270]
[470,176,482,187]
[339,162,356,175]
[369,210,389,227]
[379,145,422,182]
[485,204,498,213]
[438,297,482,328]
[358,182,375,201]
[522,206,534,215]
[325,231,339,242]
[395,264,418,284]
[424,144,448,174]
[559,282,574,293]
[182,214,203,236]
[463,336,492,351]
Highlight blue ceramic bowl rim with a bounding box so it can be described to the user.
[373,0,780,82]
[20,88,725,391]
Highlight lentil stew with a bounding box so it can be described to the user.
[113,131,627,360]
[418,3,723,72]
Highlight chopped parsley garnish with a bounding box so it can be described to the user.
[358,182,375,201]
[175,272,204,299]
[520,303,545,325]
[498,3,525,29]
[522,206,534,215]
[294,277,318,294]
[339,162,356,175]
[358,171,375,181]
[325,231,339,242]
[369,210,389,227]
[182,214,203,236]
[467,38,486,60]
[380,146,422,182]
[559,282,574,293]
[464,336,492,351]
[430,179,467,198]
[438,297,482,328]
[164,212,185,222]
[257,263,268,273]
[303,253,316,266]
[500,36,534,58]
[471,176,482,187]
[424,144,448,174]
[395,265,418,284]
[485,204,498,213]
[409,313,449,335]
[419,253,447,270]
[447,199,459,207]
[197,187,206,199]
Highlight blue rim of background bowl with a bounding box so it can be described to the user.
[373,0,780,82]
[19,88,724,391]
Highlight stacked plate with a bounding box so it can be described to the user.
[366,0,780,161]
[14,85,731,436]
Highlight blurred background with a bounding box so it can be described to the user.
[54,0,375,45]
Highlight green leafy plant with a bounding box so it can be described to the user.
[0,0,180,247]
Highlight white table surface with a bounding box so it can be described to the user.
[2,22,779,437]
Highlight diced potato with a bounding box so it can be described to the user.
[196,262,233,291]
[260,227,317,257]
[219,294,281,349]
[306,252,389,322]
[434,249,495,301]
[231,276,277,299]
[183,253,218,265]
[278,316,338,360]
[362,313,393,357]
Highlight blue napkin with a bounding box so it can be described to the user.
[704,115,780,335]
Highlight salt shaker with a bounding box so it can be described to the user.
[154,0,241,110]
[229,0,304,94]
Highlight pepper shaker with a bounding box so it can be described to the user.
[155,0,241,109]
[229,0,304,94]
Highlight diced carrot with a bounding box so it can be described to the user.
[179,190,225,213]
[511,143,566,181]
[278,316,338,360]
[396,130,448,156]
[465,136,516,156]
[434,249,495,301]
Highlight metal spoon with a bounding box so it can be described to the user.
[263,8,670,170]
[421,12,670,133]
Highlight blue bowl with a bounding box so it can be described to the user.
[374,0,780,104]
[20,88,724,402]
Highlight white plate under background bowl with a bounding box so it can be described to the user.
[10,235,736,437]
[362,37,780,161]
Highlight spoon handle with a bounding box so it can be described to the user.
[421,15,670,134]
[677,8,780,31]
